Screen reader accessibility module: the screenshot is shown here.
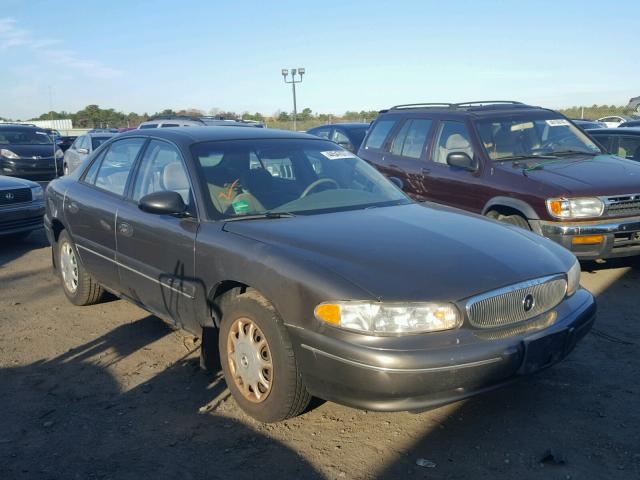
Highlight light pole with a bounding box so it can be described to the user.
[281,67,305,130]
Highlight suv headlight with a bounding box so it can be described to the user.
[566,260,581,296]
[0,148,20,159]
[31,185,43,201]
[546,197,604,219]
[314,301,462,334]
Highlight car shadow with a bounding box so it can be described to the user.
[0,315,323,480]
[0,229,49,268]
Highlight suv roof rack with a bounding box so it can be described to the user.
[148,115,206,123]
[388,101,527,111]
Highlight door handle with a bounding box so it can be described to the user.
[67,202,79,214]
[117,222,133,237]
[421,167,431,175]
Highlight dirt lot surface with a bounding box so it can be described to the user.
[1,230,639,479]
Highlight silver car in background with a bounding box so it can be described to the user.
[63,133,116,174]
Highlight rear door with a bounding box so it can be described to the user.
[115,139,200,332]
[378,118,434,201]
[421,119,489,212]
[64,137,146,291]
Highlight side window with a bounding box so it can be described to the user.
[594,135,612,153]
[93,138,145,196]
[390,121,411,156]
[312,127,331,139]
[432,121,475,165]
[139,124,158,129]
[161,123,179,128]
[70,137,81,150]
[402,119,432,159]
[332,129,353,150]
[132,140,192,205]
[618,136,640,160]
[82,150,105,184]
[363,119,397,150]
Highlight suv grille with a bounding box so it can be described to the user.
[0,188,32,206]
[605,194,640,217]
[466,275,567,329]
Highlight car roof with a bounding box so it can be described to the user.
[309,123,369,130]
[377,101,560,119]
[0,124,43,131]
[86,132,116,138]
[117,126,317,143]
[588,127,640,135]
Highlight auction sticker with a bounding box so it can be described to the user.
[545,119,570,127]
[320,150,357,160]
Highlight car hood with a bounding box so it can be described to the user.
[495,154,640,195]
[223,203,574,302]
[3,144,58,158]
[0,175,38,189]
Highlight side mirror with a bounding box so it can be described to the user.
[138,191,186,215]
[446,152,477,171]
[389,176,404,189]
[77,148,89,155]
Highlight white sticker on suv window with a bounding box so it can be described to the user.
[545,119,570,127]
[320,150,357,160]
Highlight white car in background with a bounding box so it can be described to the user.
[596,115,633,128]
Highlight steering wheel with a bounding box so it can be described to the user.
[300,178,339,198]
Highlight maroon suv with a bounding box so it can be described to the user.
[358,101,640,260]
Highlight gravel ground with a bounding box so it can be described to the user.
[1,230,638,479]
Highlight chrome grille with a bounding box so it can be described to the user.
[605,194,640,217]
[466,275,567,329]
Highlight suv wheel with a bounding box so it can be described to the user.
[57,230,105,306]
[488,211,531,230]
[218,288,311,422]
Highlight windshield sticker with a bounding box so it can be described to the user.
[510,122,534,132]
[320,150,357,160]
[545,119,570,127]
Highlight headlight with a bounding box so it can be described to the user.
[0,148,20,159]
[31,185,43,202]
[55,149,64,159]
[546,197,604,219]
[566,260,581,297]
[314,301,462,334]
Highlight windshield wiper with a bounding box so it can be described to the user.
[496,154,558,162]
[224,211,297,222]
[547,150,598,156]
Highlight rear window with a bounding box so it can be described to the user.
[363,119,397,150]
[91,137,111,149]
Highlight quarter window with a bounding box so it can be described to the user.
[432,121,474,164]
[93,138,145,196]
[363,119,397,150]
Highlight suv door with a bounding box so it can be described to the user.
[377,118,434,201]
[422,119,488,212]
[116,139,200,332]
[64,137,146,291]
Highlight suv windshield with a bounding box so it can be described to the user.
[191,138,410,218]
[475,116,601,160]
[0,129,54,145]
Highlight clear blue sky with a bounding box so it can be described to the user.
[1,0,638,119]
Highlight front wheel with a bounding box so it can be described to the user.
[57,230,105,306]
[218,288,311,422]
[487,210,531,230]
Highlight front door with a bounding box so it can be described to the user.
[115,139,200,333]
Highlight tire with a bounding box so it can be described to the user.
[218,288,311,422]
[56,230,105,306]
[488,211,531,230]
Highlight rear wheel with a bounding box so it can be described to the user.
[487,210,531,230]
[218,288,311,422]
[57,230,105,306]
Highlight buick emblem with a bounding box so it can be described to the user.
[523,293,535,312]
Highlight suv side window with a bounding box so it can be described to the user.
[93,138,146,196]
[390,119,433,159]
[363,119,397,150]
[432,121,474,164]
[312,127,331,139]
[618,136,640,160]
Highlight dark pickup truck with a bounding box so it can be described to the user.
[359,101,640,260]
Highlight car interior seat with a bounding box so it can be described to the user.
[162,161,190,204]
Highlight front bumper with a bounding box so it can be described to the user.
[291,289,595,412]
[0,202,45,236]
[1,157,63,180]
[536,216,640,260]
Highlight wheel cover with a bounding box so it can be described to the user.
[227,317,273,403]
[60,241,79,293]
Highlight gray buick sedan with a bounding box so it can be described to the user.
[44,127,595,422]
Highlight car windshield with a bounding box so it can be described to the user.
[475,116,602,160]
[0,129,54,145]
[191,138,410,218]
[91,137,111,149]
